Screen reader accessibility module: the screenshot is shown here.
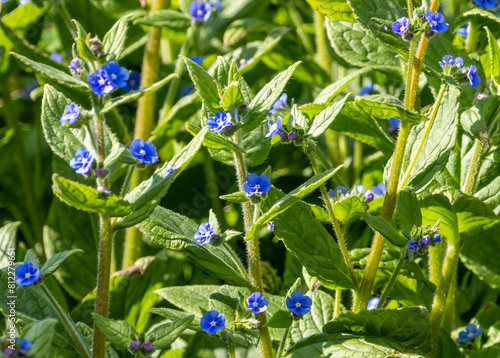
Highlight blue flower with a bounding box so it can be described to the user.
[60,103,80,126]
[286,291,312,316]
[359,83,375,96]
[328,186,349,197]
[246,291,269,314]
[88,68,114,95]
[439,55,463,69]
[367,297,380,310]
[387,117,401,132]
[69,58,80,70]
[467,66,481,89]
[189,0,212,21]
[211,0,223,10]
[194,222,215,245]
[473,0,498,8]
[50,52,63,63]
[104,61,130,89]
[267,221,277,231]
[392,17,409,35]
[243,173,271,196]
[425,10,449,33]
[15,338,34,355]
[407,240,421,252]
[456,24,470,37]
[129,139,159,164]
[458,324,482,343]
[181,86,195,97]
[371,183,386,197]
[189,56,205,66]
[70,148,96,175]
[422,235,431,245]
[200,310,225,334]
[124,70,141,93]
[269,93,287,115]
[433,234,441,243]
[266,116,282,138]
[208,111,233,133]
[15,261,40,286]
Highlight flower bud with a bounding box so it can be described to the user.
[144,342,154,351]
[288,131,297,140]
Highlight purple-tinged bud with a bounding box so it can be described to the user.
[365,204,370,210]
[4,348,13,356]
[418,247,426,255]
[476,93,486,100]
[19,349,28,356]
[433,234,441,243]
[129,340,141,350]
[407,33,414,39]
[365,192,374,202]
[212,234,220,240]
[422,235,431,245]
[280,132,287,141]
[291,312,299,319]
[95,168,108,177]
[144,342,154,351]
[427,30,435,37]
[76,67,84,75]
[298,138,303,143]
[288,131,297,140]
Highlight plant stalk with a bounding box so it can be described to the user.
[276,325,291,357]
[464,139,484,195]
[379,254,404,308]
[334,290,342,318]
[314,12,332,76]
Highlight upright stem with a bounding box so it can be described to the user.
[123,0,168,268]
[464,139,484,195]
[334,290,342,318]
[227,341,236,358]
[378,254,404,308]
[286,2,314,55]
[353,141,363,184]
[41,284,91,358]
[407,0,414,22]
[429,243,446,286]
[307,151,359,291]
[466,20,480,54]
[314,12,332,76]
[276,325,291,357]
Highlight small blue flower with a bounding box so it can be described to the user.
[104,61,130,89]
[50,52,63,63]
[387,118,401,133]
[194,222,215,245]
[467,66,481,89]
[473,0,498,8]
[266,116,282,138]
[328,186,349,197]
[456,24,470,37]
[124,70,141,93]
[15,338,34,356]
[15,261,40,286]
[422,235,431,245]
[407,240,421,252]
[189,56,205,66]
[392,17,409,35]
[70,148,96,175]
[181,86,195,97]
[439,55,463,69]
[69,58,80,70]
[371,183,386,197]
[246,291,269,314]
[433,234,441,243]
[129,139,159,164]
[60,103,80,126]
[286,291,312,316]
[367,297,380,310]
[211,0,223,11]
[189,0,213,21]
[208,111,233,133]
[269,93,287,115]
[458,324,482,342]
[88,68,114,95]
[425,10,449,33]
[267,221,277,231]
[200,310,225,334]
[243,173,271,196]
[359,83,375,96]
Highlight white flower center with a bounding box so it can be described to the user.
[252,302,259,307]
[432,21,437,26]
[81,158,88,165]
[210,321,217,327]
[295,302,301,308]
[139,150,146,156]
[98,78,106,86]
[254,184,260,189]
[25,273,31,279]
[467,332,475,340]
[197,9,204,16]
[111,74,117,80]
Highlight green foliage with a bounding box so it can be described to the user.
[92,313,138,348]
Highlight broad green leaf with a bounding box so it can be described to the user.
[323,306,431,352]
[0,222,19,268]
[52,175,133,217]
[307,95,348,137]
[92,313,138,348]
[355,94,427,124]
[24,249,40,269]
[332,196,366,222]
[135,10,191,30]
[22,319,58,357]
[326,21,399,71]
[290,104,310,131]
[116,128,207,229]
[223,18,273,47]
[145,315,194,350]
[208,285,240,323]
[186,123,241,153]
[148,308,202,332]
[101,73,177,113]
[223,83,244,111]
[486,27,500,85]
[220,191,249,203]
[103,14,132,61]
[246,167,343,240]
[307,0,355,22]
[184,57,222,114]
[138,206,250,287]
[396,187,422,238]
[314,68,370,104]
[434,329,463,358]
[357,212,407,247]
[265,310,293,329]
[453,8,500,33]
[243,62,301,131]
[88,0,140,18]
[229,59,254,103]
[261,189,354,289]
[41,249,83,278]
[211,56,231,88]
[460,102,490,145]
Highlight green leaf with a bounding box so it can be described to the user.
[138,206,250,287]
[102,14,132,61]
[357,212,407,247]
[434,329,463,358]
[186,123,241,153]
[355,94,427,124]
[184,57,222,114]
[332,196,366,222]
[323,306,431,352]
[460,101,490,145]
[246,167,343,240]
[326,20,399,71]
[307,95,348,137]
[228,60,255,103]
[101,73,177,114]
[223,83,245,111]
[453,8,500,33]
[0,222,19,268]
[145,315,194,350]
[135,10,191,30]
[396,187,422,239]
[220,191,249,203]
[290,104,310,131]
[208,285,240,323]
[24,250,40,268]
[314,68,371,104]
[485,27,500,85]
[223,18,273,47]
[211,56,231,88]
[22,319,58,357]
[41,249,83,278]
[92,313,138,348]
[52,175,133,217]
[307,0,355,22]
[265,310,293,329]
[116,128,207,229]
[261,188,354,289]
[243,62,301,130]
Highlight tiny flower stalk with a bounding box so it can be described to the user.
[378,253,405,309]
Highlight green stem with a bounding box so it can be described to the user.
[464,139,484,195]
[228,341,236,358]
[407,0,414,22]
[314,12,332,76]
[223,243,250,283]
[466,20,480,54]
[276,325,291,358]
[203,151,228,229]
[398,83,447,191]
[315,146,348,187]
[58,1,77,40]
[379,254,404,308]
[119,166,134,198]
[41,284,91,358]
[404,35,418,109]
[286,2,314,55]
[307,151,359,291]
[334,290,342,318]
[123,0,168,268]
[429,243,446,286]
[353,141,363,184]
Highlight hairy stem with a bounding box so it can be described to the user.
[286,2,314,55]
[379,254,404,308]
[466,20,480,54]
[334,290,342,318]
[464,139,484,195]
[276,325,291,357]
[429,243,446,286]
[123,0,168,268]
[314,12,332,76]
[307,151,359,291]
[407,0,414,22]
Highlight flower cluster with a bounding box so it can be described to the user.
[392,10,449,40]
[473,0,498,8]
[15,261,41,286]
[128,340,155,355]
[208,111,234,134]
[456,323,482,345]
[243,173,271,198]
[269,93,288,115]
[407,232,441,255]
[286,291,312,317]
[194,221,217,245]
[328,183,386,209]
[2,338,34,357]
[88,61,139,95]
[439,55,481,89]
